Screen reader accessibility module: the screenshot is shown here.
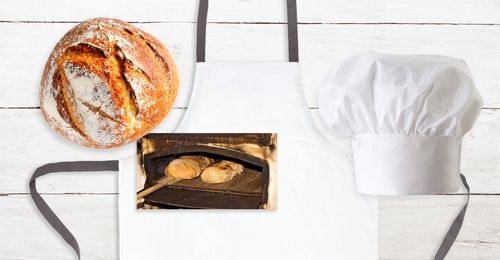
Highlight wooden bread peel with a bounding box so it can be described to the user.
[136,176,181,204]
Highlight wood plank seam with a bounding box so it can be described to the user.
[1,21,500,26]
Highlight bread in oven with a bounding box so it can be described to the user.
[201,160,244,184]
[165,156,214,180]
[40,17,178,148]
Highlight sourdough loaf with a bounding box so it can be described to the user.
[165,156,214,179]
[200,160,244,184]
[40,17,178,148]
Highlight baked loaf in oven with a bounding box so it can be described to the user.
[165,156,215,180]
[40,18,178,148]
[201,160,244,184]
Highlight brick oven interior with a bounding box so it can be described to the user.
[138,134,273,209]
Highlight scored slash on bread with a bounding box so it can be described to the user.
[40,18,179,148]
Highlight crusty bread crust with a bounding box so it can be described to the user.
[40,18,178,148]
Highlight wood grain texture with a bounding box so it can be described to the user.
[0,0,499,259]
[0,194,498,260]
[0,0,499,23]
[0,195,117,260]
[379,196,500,260]
[0,23,499,108]
[0,108,181,194]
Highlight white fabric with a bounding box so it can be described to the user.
[353,135,461,194]
[318,52,483,195]
[119,62,378,259]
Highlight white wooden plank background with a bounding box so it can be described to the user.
[0,0,499,259]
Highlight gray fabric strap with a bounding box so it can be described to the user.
[27,163,468,260]
[29,161,119,260]
[196,0,299,62]
[434,174,470,260]
[286,0,299,62]
[196,0,208,62]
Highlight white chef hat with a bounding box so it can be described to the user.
[318,52,483,195]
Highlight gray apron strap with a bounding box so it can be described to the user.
[434,174,470,260]
[286,0,299,62]
[28,164,468,259]
[29,161,119,259]
[196,0,208,62]
[196,0,299,62]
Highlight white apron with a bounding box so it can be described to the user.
[29,1,466,259]
[119,0,377,259]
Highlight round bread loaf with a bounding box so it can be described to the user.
[165,156,214,179]
[40,18,178,148]
[201,160,244,184]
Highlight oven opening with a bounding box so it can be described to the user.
[142,151,269,209]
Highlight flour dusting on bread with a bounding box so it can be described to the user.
[40,17,179,148]
[63,61,124,145]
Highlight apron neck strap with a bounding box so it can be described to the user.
[196,0,299,62]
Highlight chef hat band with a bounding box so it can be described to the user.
[319,52,483,195]
[353,135,461,194]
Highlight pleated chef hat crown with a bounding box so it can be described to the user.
[318,52,483,195]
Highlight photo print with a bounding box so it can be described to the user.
[136,133,277,210]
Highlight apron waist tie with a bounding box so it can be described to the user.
[29,161,119,260]
[434,174,470,260]
[28,161,467,259]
